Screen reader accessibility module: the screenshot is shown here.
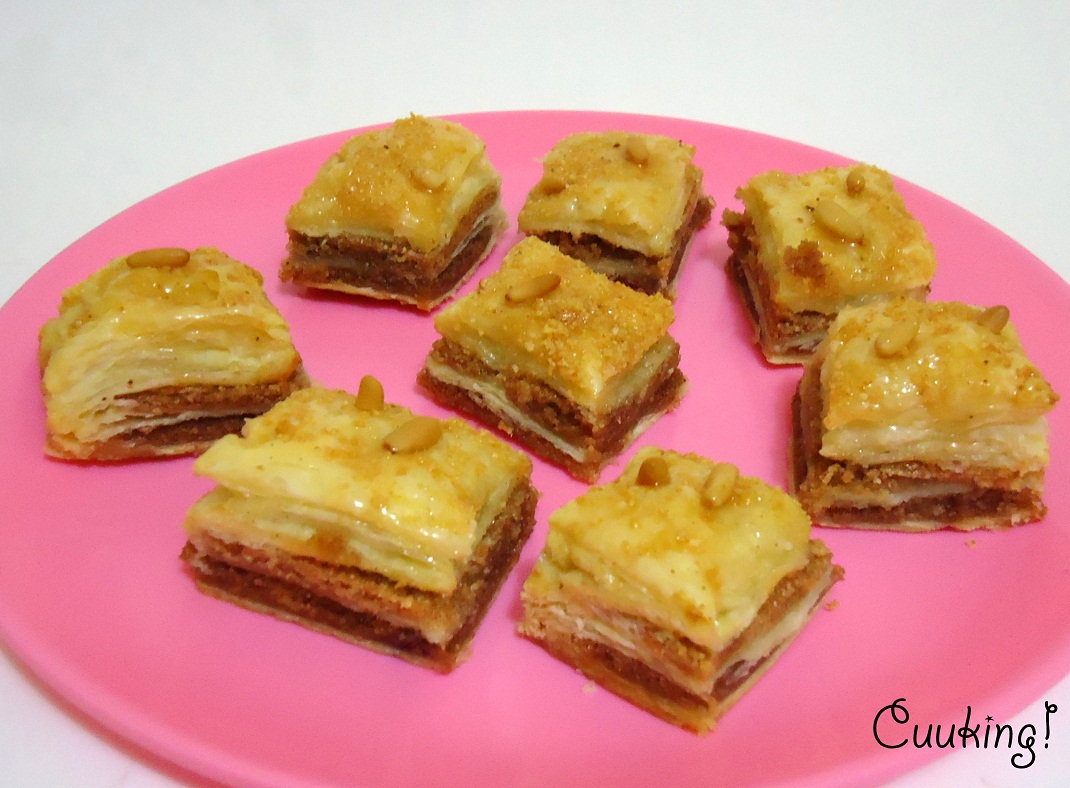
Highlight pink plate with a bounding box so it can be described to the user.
[1,111,1068,788]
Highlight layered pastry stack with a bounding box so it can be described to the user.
[791,298,1058,531]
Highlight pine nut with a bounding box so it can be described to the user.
[125,248,190,269]
[977,305,1010,333]
[845,167,866,196]
[310,528,349,559]
[505,273,561,303]
[813,200,865,243]
[383,416,443,454]
[702,463,739,508]
[625,136,649,165]
[874,314,921,358]
[412,167,446,190]
[355,375,384,411]
[539,172,567,194]
[635,455,670,487]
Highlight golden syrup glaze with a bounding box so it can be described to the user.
[817,298,1058,468]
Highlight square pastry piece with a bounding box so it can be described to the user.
[181,383,537,672]
[517,131,713,298]
[792,298,1059,531]
[281,114,508,310]
[723,163,936,364]
[418,237,687,482]
[39,247,307,461]
[519,448,843,734]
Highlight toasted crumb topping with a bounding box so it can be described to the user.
[433,237,676,409]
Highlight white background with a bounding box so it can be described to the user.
[1,2,1067,785]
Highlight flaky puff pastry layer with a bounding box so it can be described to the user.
[187,387,533,594]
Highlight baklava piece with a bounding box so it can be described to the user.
[792,298,1059,531]
[39,247,307,461]
[181,383,537,672]
[722,163,936,364]
[418,237,687,482]
[517,131,713,298]
[281,114,508,310]
[519,447,843,734]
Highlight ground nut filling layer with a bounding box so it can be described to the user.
[54,366,310,461]
[418,338,686,482]
[520,541,840,734]
[534,183,713,298]
[281,188,506,310]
